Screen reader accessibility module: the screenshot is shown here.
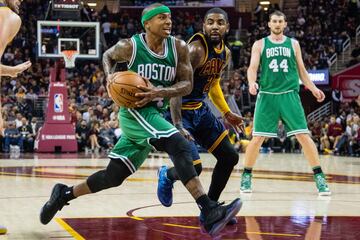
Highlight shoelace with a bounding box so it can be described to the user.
[242,175,251,185]
[216,201,225,207]
[162,178,173,191]
[316,176,327,188]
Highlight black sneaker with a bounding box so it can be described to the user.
[203,198,242,236]
[40,183,69,225]
[199,207,238,225]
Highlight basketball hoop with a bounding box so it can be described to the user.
[61,50,79,68]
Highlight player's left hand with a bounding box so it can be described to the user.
[224,111,245,134]
[135,78,162,108]
[311,88,325,102]
[7,61,32,78]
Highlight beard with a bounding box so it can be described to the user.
[271,29,283,35]
[205,33,223,47]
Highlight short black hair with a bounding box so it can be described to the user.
[269,10,287,21]
[204,8,228,23]
[142,3,164,17]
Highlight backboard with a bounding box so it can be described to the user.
[37,21,100,59]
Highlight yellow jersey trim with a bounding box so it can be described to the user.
[181,102,203,110]
[208,130,229,153]
[187,33,208,66]
[214,41,225,54]
[193,159,202,165]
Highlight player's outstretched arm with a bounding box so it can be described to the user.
[0,9,30,77]
[247,40,262,95]
[0,61,32,77]
[294,40,325,102]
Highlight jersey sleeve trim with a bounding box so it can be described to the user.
[188,32,208,66]
[128,36,137,69]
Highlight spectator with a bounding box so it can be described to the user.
[271,120,291,153]
[18,117,34,152]
[14,113,23,128]
[309,121,322,150]
[30,117,41,136]
[88,121,101,153]
[102,20,111,46]
[321,116,343,152]
[332,88,343,114]
[4,122,24,153]
[76,120,89,152]
[17,97,32,120]
[98,121,116,151]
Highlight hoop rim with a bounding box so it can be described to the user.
[60,50,79,68]
[61,50,79,59]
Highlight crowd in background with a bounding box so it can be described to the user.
[0,0,359,156]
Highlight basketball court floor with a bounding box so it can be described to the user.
[0,152,359,239]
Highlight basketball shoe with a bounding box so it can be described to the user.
[202,198,242,236]
[240,172,253,193]
[157,166,174,207]
[314,173,331,196]
[40,183,70,224]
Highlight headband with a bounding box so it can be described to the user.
[141,5,171,27]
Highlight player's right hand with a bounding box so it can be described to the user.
[178,127,194,141]
[249,82,258,95]
[8,61,32,78]
[135,78,162,108]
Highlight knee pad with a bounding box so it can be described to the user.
[163,133,197,184]
[213,138,239,167]
[87,159,132,193]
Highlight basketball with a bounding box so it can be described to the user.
[108,71,147,108]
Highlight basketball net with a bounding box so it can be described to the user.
[61,50,79,69]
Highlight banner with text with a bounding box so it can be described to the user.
[332,63,360,102]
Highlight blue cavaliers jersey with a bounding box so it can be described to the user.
[182,33,229,109]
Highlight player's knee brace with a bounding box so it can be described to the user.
[87,159,132,193]
[153,133,197,185]
[213,137,239,167]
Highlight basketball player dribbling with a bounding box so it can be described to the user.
[0,0,31,235]
[40,3,242,236]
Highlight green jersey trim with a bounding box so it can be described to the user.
[171,36,178,68]
[291,38,297,57]
[107,153,136,173]
[128,37,137,69]
[139,33,169,59]
[252,131,278,137]
[267,36,287,44]
[287,129,310,137]
[259,90,294,95]
[127,109,178,137]
[261,38,265,55]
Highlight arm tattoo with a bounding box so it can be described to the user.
[102,39,133,77]
[158,39,193,98]
[170,97,183,126]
